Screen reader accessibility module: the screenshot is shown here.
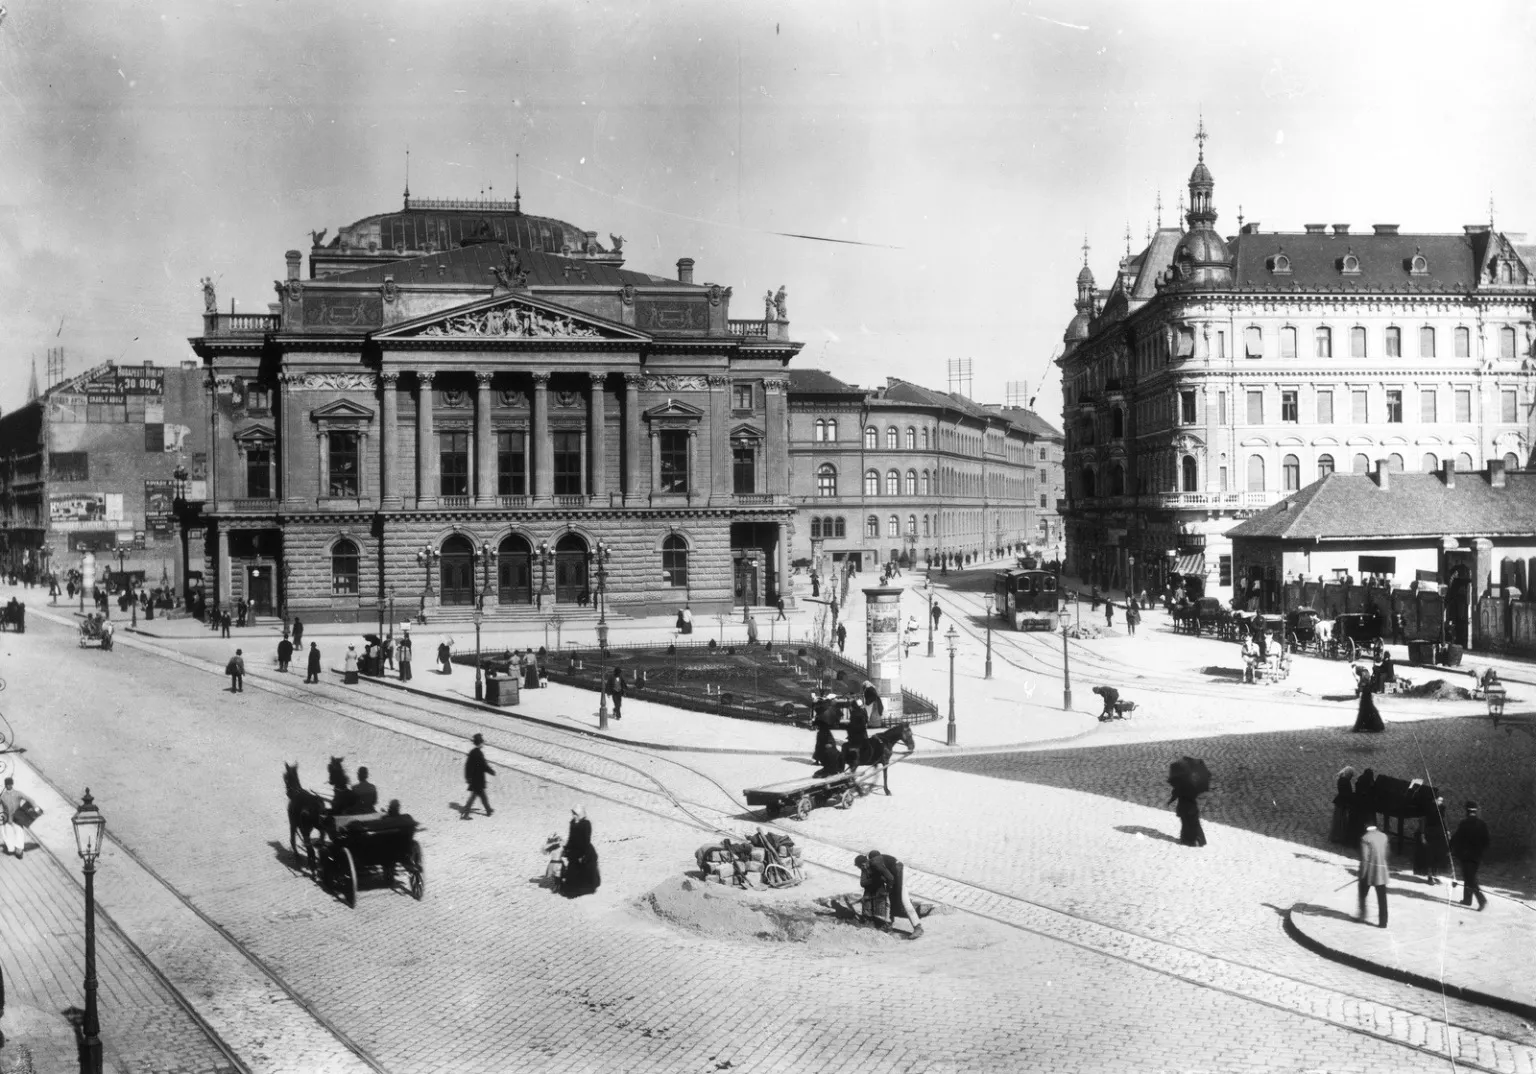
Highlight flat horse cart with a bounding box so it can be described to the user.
[744,766,892,820]
[78,616,113,650]
[317,814,425,907]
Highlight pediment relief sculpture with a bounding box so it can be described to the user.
[418,304,608,340]
[638,374,709,392]
[291,372,378,392]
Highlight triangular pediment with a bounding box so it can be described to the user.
[375,292,651,343]
[642,398,706,422]
[309,398,376,422]
[731,422,766,439]
[232,422,278,443]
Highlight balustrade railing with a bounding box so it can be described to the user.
[733,493,779,506]
[498,495,529,508]
[203,313,280,336]
[727,319,770,337]
[554,494,587,508]
[439,495,473,508]
[231,498,277,511]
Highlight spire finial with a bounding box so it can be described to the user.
[1489,191,1495,229]
[1155,190,1163,229]
[1124,222,1132,257]
[1081,233,1091,267]
[1177,190,1185,230]
[1237,204,1244,230]
[404,145,411,207]
[514,153,522,213]
[1195,110,1207,162]
[1145,221,1151,245]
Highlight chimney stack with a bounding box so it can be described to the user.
[1374,459,1391,489]
[1372,224,1400,235]
[676,257,695,285]
[1489,458,1507,488]
[1441,459,1456,488]
[1331,224,1351,236]
[1303,224,1327,234]
[286,250,302,281]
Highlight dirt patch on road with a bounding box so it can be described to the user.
[633,875,953,956]
[1399,679,1474,700]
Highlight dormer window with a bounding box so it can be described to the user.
[1270,253,1291,275]
[1340,251,1361,276]
[1410,252,1429,276]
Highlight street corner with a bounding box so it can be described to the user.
[1285,872,1536,1021]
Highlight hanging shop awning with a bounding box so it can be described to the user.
[1174,554,1206,576]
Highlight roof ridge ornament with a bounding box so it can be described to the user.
[1195,111,1207,163]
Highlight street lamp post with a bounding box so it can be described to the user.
[925,580,935,658]
[983,593,994,680]
[537,540,553,604]
[945,624,959,746]
[473,607,484,701]
[387,587,396,647]
[1128,554,1136,610]
[592,540,612,652]
[416,546,439,602]
[1059,565,1073,711]
[72,789,107,1074]
[477,541,497,611]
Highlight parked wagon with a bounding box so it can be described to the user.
[744,767,886,820]
[77,615,113,650]
[1329,611,1384,662]
[318,813,425,907]
[1285,608,1325,654]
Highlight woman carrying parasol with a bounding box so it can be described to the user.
[1167,756,1210,847]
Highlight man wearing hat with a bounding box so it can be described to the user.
[1357,822,1390,928]
[461,733,495,820]
[1450,801,1490,910]
[305,641,322,683]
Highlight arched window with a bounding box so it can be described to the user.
[1181,455,1197,492]
[817,464,838,497]
[1457,452,1474,471]
[885,470,900,496]
[921,471,930,496]
[1282,454,1300,491]
[1419,326,1436,358]
[814,419,824,441]
[1455,326,1471,357]
[922,427,929,450]
[864,426,877,450]
[887,515,900,538]
[922,515,930,537]
[1422,452,1438,472]
[662,535,689,588]
[904,470,917,495]
[826,419,837,442]
[1246,454,1265,491]
[1387,453,1404,472]
[1280,326,1297,358]
[906,427,916,450]
[1351,326,1367,357]
[1353,453,1371,473]
[866,515,879,538]
[1500,326,1517,359]
[906,514,917,537]
[331,538,360,595]
[1317,454,1335,479]
[1504,452,1521,471]
[886,427,899,450]
[864,470,879,496]
[834,517,846,538]
[1108,464,1124,496]
[1079,466,1096,498]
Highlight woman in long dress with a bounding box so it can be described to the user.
[560,805,601,897]
[1329,766,1356,844]
[1352,683,1384,733]
[1171,792,1207,847]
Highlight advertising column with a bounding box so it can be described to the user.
[862,585,905,726]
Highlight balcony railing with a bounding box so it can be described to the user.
[439,495,473,508]
[202,313,280,337]
[727,319,769,337]
[554,495,588,508]
[1154,490,1282,510]
[231,497,277,511]
[733,493,780,506]
[498,495,529,508]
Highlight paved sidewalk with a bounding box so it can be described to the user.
[1288,871,1536,1019]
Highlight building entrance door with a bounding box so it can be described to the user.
[439,535,475,606]
[246,565,274,617]
[498,535,533,604]
[734,557,759,607]
[555,534,588,603]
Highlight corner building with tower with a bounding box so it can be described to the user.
[1058,126,1536,603]
[190,191,801,622]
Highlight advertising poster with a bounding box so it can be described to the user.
[50,492,105,523]
[145,479,175,517]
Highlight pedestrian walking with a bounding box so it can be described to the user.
[559,805,600,897]
[220,610,231,638]
[306,641,321,683]
[226,648,245,692]
[1329,766,1356,845]
[1413,795,1449,885]
[343,644,359,684]
[1171,790,1206,846]
[1105,601,1114,628]
[461,733,495,819]
[835,621,847,654]
[438,638,453,674]
[775,595,787,621]
[0,777,41,859]
[384,635,395,671]
[1125,602,1140,636]
[811,573,820,597]
[930,602,941,630]
[291,617,304,649]
[397,634,413,681]
[1352,681,1384,733]
[277,634,293,672]
[1450,801,1490,910]
[858,850,923,938]
[746,613,759,645]
[607,668,626,720]
[681,604,693,635]
[1357,823,1390,928]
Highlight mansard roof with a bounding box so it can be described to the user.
[1227,228,1533,293]
[785,368,860,395]
[325,240,682,290]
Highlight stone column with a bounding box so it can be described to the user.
[278,372,294,504]
[687,428,698,500]
[764,377,789,495]
[316,431,325,499]
[775,520,789,605]
[588,373,607,501]
[475,372,495,506]
[380,372,400,506]
[416,372,437,507]
[623,373,642,500]
[207,375,221,507]
[709,374,731,500]
[217,528,231,610]
[862,586,905,726]
[532,372,552,502]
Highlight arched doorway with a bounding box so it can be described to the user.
[439,534,475,606]
[497,534,533,604]
[555,533,589,603]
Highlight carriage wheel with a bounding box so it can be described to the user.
[1345,639,1358,663]
[793,793,815,821]
[407,841,425,901]
[837,786,857,810]
[340,847,358,908]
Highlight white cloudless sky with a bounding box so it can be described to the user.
[2,0,1534,423]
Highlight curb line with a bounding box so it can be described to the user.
[1283,906,1536,1022]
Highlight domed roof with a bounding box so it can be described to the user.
[1177,227,1229,267]
[1063,309,1092,342]
[1076,264,1096,287]
[1189,159,1213,186]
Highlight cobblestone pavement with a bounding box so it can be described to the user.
[3,610,1533,1072]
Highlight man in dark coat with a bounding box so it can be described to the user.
[305,641,322,684]
[1450,801,1490,910]
[220,609,231,638]
[227,648,245,692]
[607,668,627,720]
[859,850,922,937]
[291,617,304,649]
[277,635,294,673]
[835,622,847,654]
[461,733,495,819]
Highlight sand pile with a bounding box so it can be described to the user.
[1401,679,1474,700]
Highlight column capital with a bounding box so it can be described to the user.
[418,370,436,388]
[380,371,401,387]
[475,371,495,388]
[532,371,552,387]
[707,374,730,387]
[623,373,644,388]
[588,372,609,389]
[763,376,790,392]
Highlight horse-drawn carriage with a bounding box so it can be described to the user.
[1172,597,1229,636]
[284,761,425,907]
[1284,608,1324,654]
[1329,611,1384,662]
[1,599,25,633]
[744,722,913,820]
[77,614,112,650]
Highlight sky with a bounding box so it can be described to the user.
[3,0,1536,424]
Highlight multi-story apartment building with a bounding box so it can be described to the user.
[993,407,1064,559]
[787,371,1038,571]
[1058,127,1536,601]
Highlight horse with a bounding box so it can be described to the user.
[326,756,356,815]
[842,722,915,772]
[284,763,328,870]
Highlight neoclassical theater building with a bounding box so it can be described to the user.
[1058,126,1536,601]
[190,191,801,621]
